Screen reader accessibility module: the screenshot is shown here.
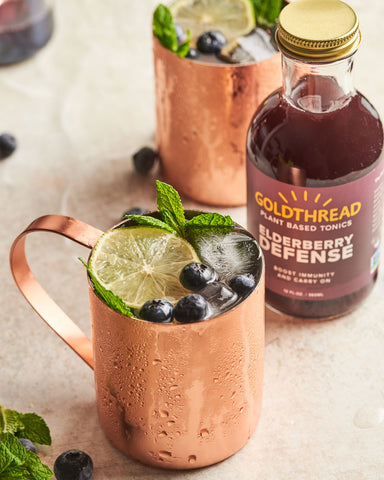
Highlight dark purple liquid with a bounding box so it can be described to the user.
[0,0,53,65]
[247,76,383,317]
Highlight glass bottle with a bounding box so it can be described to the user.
[0,0,54,65]
[246,0,384,318]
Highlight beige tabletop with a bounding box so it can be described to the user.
[1,0,384,479]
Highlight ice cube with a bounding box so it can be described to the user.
[196,231,261,282]
[199,281,238,317]
[219,27,277,64]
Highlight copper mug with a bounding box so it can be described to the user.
[153,38,282,207]
[10,214,265,469]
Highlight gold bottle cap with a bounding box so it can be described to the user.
[276,0,361,62]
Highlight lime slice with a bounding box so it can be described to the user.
[169,0,256,43]
[89,226,199,309]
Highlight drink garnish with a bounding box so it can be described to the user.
[153,4,191,58]
[79,258,135,317]
[0,404,53,480]
[86,226,199,310]
[168,0,256,43]
[81,181,235,318]
[126,180,235,242]
[252,0,284,29]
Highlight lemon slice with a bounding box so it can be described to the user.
[169,0,256,43]
[89,226,199,309]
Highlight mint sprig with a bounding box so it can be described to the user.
[125,182,236,240]
[79,258,134,318]
[0,433,53,480]
[0,406,53,480]
[0,406,51,446]
[153,4,191,58]
[155,180,235,242]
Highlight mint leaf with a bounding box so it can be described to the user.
[0,413,53,480]
[251,0,283,27]
[0,433,26,467]
[175,29,191,58]
[156,181,186,237]
[15,415,51,446]
[159,208,185,237]
[0,443,13,473]
[24,451,53,480]
[153,4,191,58]
[1,467,30,479]
[0,435,53,480]
[153,4,177,52]
[186,213,235,235]
[185,213,235,246]
[124,214,176,234]
[79,258,134,318]
[0,408,24,436]
[0,407,51,447]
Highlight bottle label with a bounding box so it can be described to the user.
[247,160,384,301]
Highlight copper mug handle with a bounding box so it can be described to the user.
[9,215,103,369]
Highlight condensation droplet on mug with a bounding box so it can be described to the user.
[353,405,384,429]
[158,431,167,438]
[213,377,219,384]
[159,450,172,460]
[152,359,162,366]
[160,410,169,417]
[230,391,236,399]
[170,385,178,391]
[188,455,197,464]
[239,406,245,414]
[167,420,175,426]
[199,428,209,438]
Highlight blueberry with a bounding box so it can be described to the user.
[18,438,37,453]
[196,31,227,54]
[139,298,173,323]
[132,147,158,174]
[175,23,187,44]
[186,47,200,60]
[180,262,217,291]
[0,132,17,159]
[228,273,256,296]
[54,449,93,480]
[121,207,148,219]
[173,293,208,323]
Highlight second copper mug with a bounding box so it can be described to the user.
[153,38,282,207]
[10,214,265,469]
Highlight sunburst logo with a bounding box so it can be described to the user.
[254,190,361,223]
[278,190,333,208]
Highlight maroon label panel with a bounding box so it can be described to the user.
[247,161,384,301]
